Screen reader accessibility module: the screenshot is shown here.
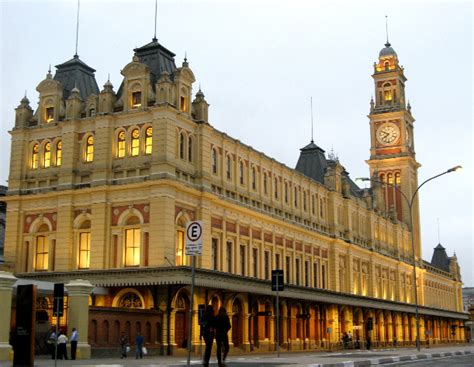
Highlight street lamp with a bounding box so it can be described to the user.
[356,165,462,351]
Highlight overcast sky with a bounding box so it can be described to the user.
[1,1,472,285]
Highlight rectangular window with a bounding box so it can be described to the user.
[212,238,218,270]
[264,251,270,280]
[86,143,94,162]
[313,262,319,288]
[78,232,91,269]
[145,135,152,155]
[176,230,185,266]
[322,264,326,289]
[286,256,291,284]
[35,236,48,271]
[304,260,309,287]
[125,228,140,267]
[226,241,233,273]
[240,245,246,276]
[275,253,280,270]
[295,258,300,286]
[252,248,258,277]
[131,138,140,156]
[180,96,187,112]
[132,91,142,108]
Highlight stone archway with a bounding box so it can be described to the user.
[231,297,244,347]
[173,291,190,349]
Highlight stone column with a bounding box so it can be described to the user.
[0,272,16,362]
[66,279,94,359]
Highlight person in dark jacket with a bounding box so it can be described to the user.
[215,307,231,367]
[200,305,216,367]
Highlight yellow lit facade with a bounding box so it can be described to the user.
[3,36,467,355]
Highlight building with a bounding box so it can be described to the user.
[2,28,467,358]
[0,185,6,263]
[463,287,474,343]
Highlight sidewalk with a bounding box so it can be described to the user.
[15,344,474,367]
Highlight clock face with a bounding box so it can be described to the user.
[376,123,400,145]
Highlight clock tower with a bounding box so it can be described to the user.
[367,41,422,258]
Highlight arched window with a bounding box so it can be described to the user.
[55,141,62,166]
[131,128,140,156]
[239,160,244,185]
[145,127,152,155]
[117,131,126,158]
[251,166,256,190]
[384,61,390,70]
[85,135,94,162]
[188,136,193,162]
[226,155,232,180]
[284,182,288,203]
[78,220,91,269]
[89,107,96,117]
[119,292,143,308]
[211,148,218,174]
[32,143,39,169]
[383,82,392,102]
[303,191,307,211]
[124,216,141,267]
[43,142,51,168]
[179,132,185,159]
[294,187,298,207]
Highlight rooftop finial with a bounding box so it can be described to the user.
[184,51,187,62]
[107,73,110,82]
[385,15,390,47]
[24,90,27,98]
[74,0,80,57]
[310,96,314,143]
[153,0,158,42]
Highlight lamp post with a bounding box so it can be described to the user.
[356,165,461,351]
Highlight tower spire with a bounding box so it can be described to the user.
[153,0,158,42]
[74,0,80,57]
[310,96,314,143]
[385,15,390,47]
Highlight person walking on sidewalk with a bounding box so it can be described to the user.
[57,331,69,360]
[70,328,78,360]
[200,305,216,367]
[120,333,129,358]
[135,332,144,359]
[215,307,231,367]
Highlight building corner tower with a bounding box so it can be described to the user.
[367,42,422,258]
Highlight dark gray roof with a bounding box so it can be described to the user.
[117,38,177,99]
[430,243,450,272]
[379,42,397,57]
[295,141,327,184]
[54,55,99,100]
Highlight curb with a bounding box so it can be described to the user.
[298,349,473,367]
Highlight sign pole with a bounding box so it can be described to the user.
[54,297,60,367]
[186,256,196,367]
[276,277,280,358]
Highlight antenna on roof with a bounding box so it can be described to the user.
[310,96,314,143]
[74,0,80,57]
[153,0,158,41]
[385,15,390,46]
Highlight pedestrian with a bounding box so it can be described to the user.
[342,332,349,349]
[70,327,78,360]
[200,305,216,367]
[48,329,57,360]
[366,335,371,350]
[57,331,69,360]
[215,307,231,367]
[120,332,129,359]
[135,332,144,359]
[348,331,353,348]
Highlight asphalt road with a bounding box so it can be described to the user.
[388,354,474,366]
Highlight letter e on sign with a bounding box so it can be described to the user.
[185,221,203,256]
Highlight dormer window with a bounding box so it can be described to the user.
[132,91,142,108]
[45,107,54,123]
[89,107,96,117]
[43,142,51,168]
[384,61,390,70]
[180,96,188,112]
